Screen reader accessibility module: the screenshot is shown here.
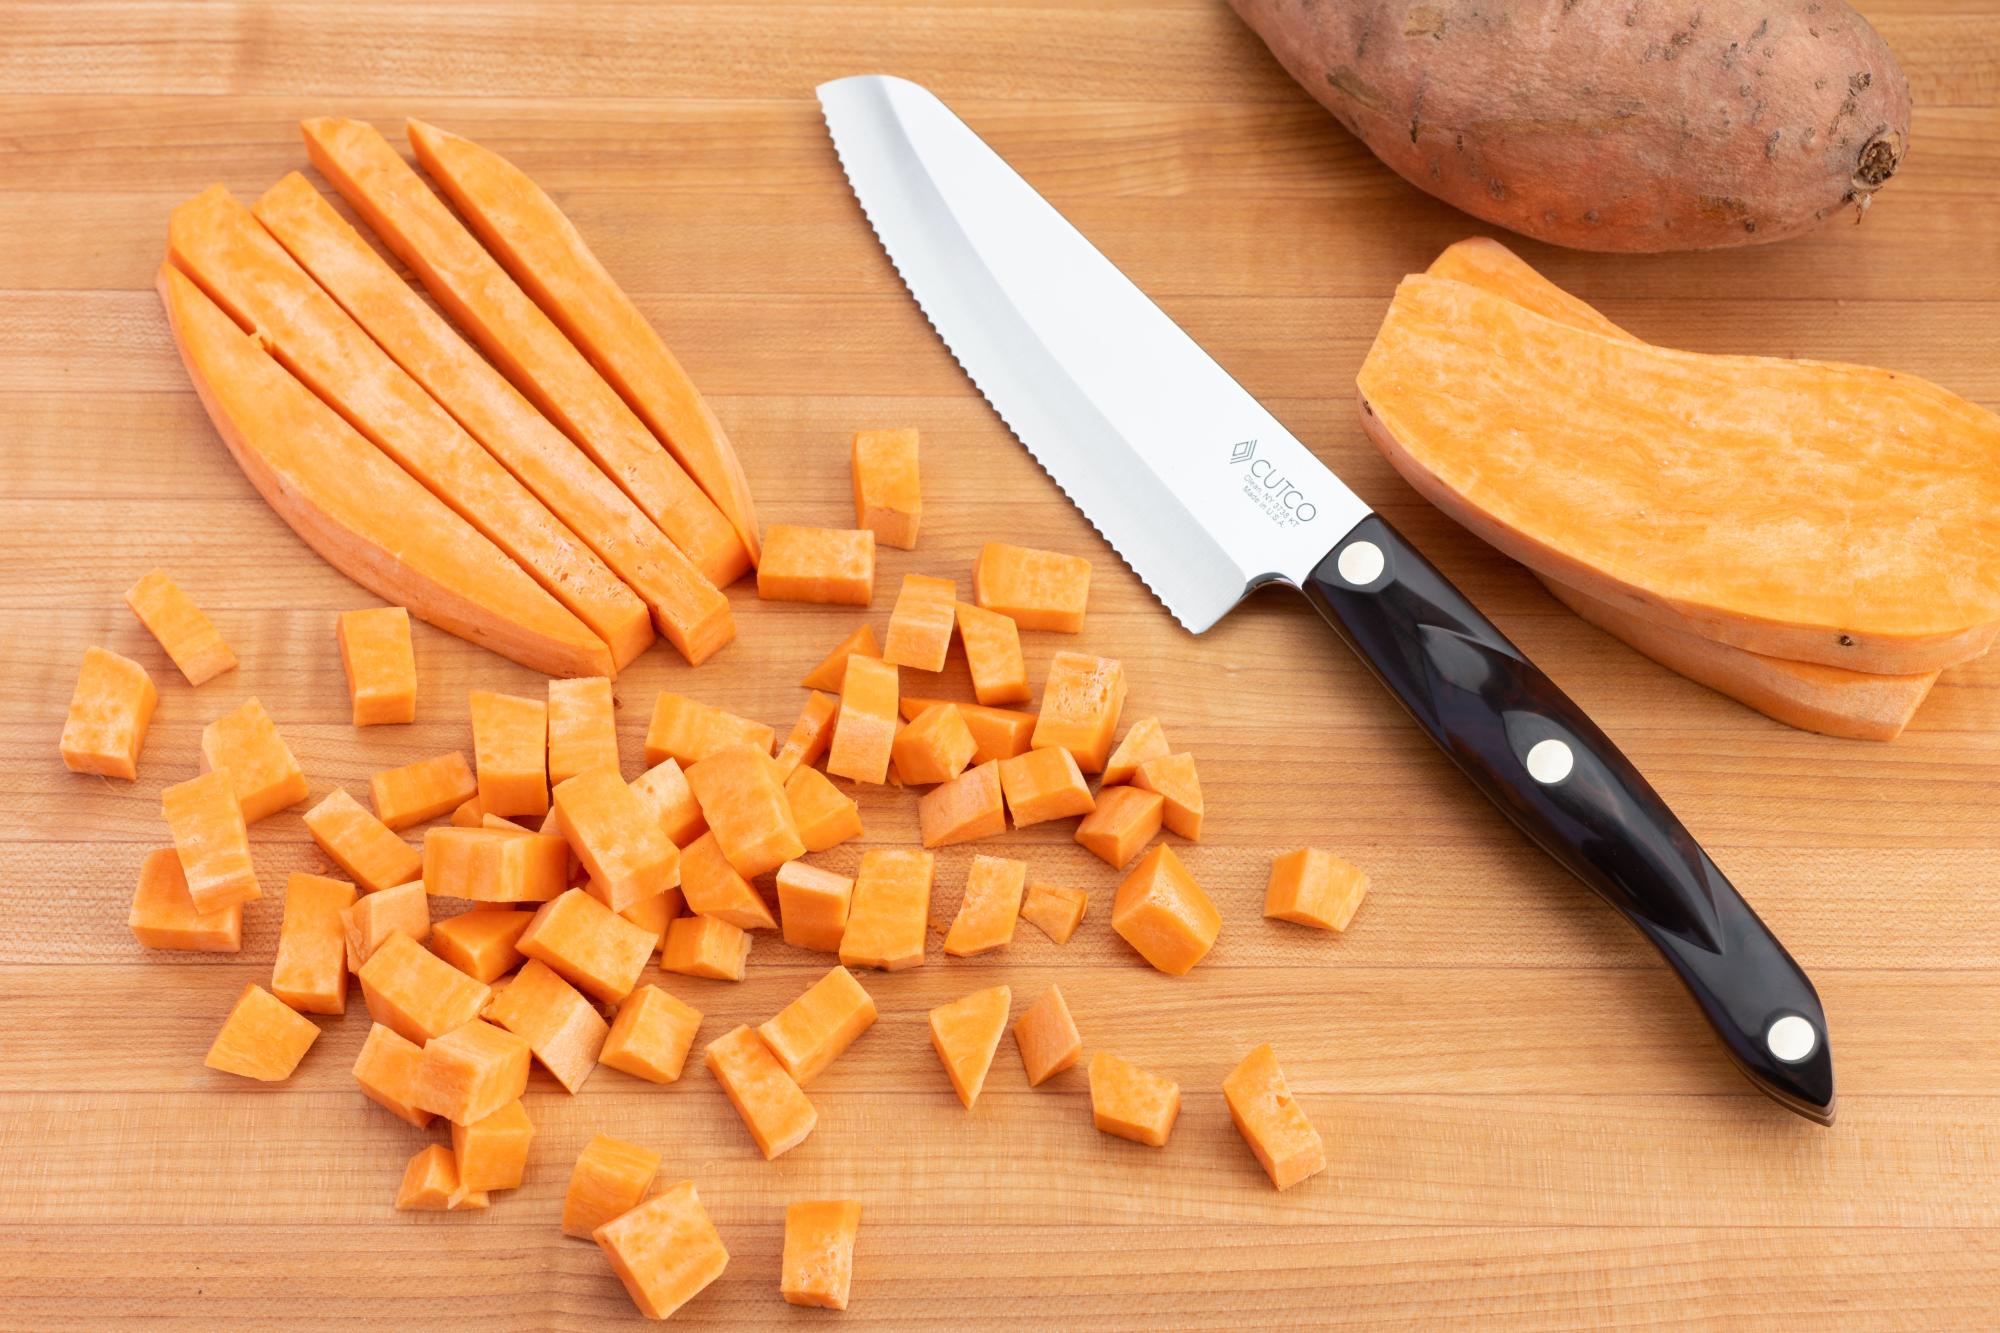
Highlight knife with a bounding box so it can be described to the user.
[818,75,1835,1125]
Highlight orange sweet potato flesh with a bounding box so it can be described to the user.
[169,185,650,671]
[205,982,319,1082]
[305,789,421,894]
[705,1025,818,1159]
[300,119,749,591]
[758,526,876,606]
[483,958,609,1093]
[840,849,932,972]
[407,120,763,567]
[162,770,259,914]
[1358,271,2000,674]
[130,848,242,953]
[901,698,1035,764]
[159,264,613,679]
[892,703,978,787]
[256,174,732,666]
[662,914,754,981]
[757,965,877,1086]
[601,984,703,1084]
[680,832,778,931]
[1089,1051,1179,1147]
[563,1134,662,1240]
[685,745,805,879]
[271,872,356,1015]
[592,1180,729,1320]
[1221,1042,1325,1191]
[1013,984,1082,1086]
[517,887,656,1003]
[371,751,478,831]
[955,601,1030,705]
[774,691,839,783]
[803,625,880,691]
[918,759,1007,849]
[942,854,1027,957]
[928,984,1011,1109]
[852,427,921,550]
[782,1199,861,1311]
[124,569,236,686]
[785,767,863,853]
[61,647,156,780]
[828,656,899,785]
[338,607,416,727]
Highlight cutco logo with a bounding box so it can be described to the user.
[1227,439,1317,528]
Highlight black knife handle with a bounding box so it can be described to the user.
[1302,513,1835,1122]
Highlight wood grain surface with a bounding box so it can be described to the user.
[4,1,1999,1327]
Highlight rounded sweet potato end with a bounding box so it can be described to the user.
[1851,130,1903,193]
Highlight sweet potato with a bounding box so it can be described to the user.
[782,1200,861,1311]
[601,985,703,1084]
[452,1100,533,1193]
[1132,753,1204,842]
[483,958,608,1093]
[1075,785,1162,870]
[130,848,242,953]
[272,872,356,1014]
[200,698,307,825]
[891,703,979,786]
[256,174,734,667]
[1088,1051,1179,1147]
[563,1135,661,1240]
[357,933,490,1045]
[679,832,778,931]
[955,602,1030,705]
[205,982,319,1082]
[632,759,708,847]
[422,827,568,905]
[705,1025,818,1159]
[342,880,430,970]
[758,525,876,606]
[1265,848,1369,933]
[784,768,863,853]
[839,848,933,972]
[998,745,1094,829]
[517,887,655,1003]
[396,1144,487,1212]
[1359,272,2000,673]
[685,744,805,878]
[353,1023,433,1127]
[827,655,899,784]
[643,692,774,769]
[1100,716,1168,787]
[802,624,881,691]
[917,759,1006,849]
[413,1018,531,1127]
[162,770,259,914]
[431,908,532,983]
[757,965,877,1086]
[973,543,1089,632]
[942,854,1027,957]
[901,698,1036,764]
[124,569,235,686]
[553,767,679,914]
[882,574,958,671]
[1033,652,1126,773]
[159,265,613,679]
[407,120,763,567]
[305,789,421,894]
[547,676,619,786]
[470,690,550,817]
[592,1180,728,1320]
[928,985,1011,1109]
[1019,882,1087,945]
[852,427,921,550]
[1112,844,1219,976]
[1230,0,1911,252]
[61,647,156,780]
[1222,1043,1325,1190]
[774,691,839,782]
[371,752,477,831]
[662,914,754,981]
[337,607,416,726]
[777,861,855,953]
[1013,984,1082,1086]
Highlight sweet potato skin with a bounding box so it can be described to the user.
[1230,0,1910,251]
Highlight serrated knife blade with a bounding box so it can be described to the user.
[818,74,1834,1124]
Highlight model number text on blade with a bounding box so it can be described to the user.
[1228,440,1318,528]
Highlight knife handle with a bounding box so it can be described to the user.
[1302,513,1835,1122]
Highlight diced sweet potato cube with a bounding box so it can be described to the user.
[601,984,703,1083]
[162,769,260,913]
[1075,784,1163,869]
[431,908,531,983]
[757,524,875,605]
[783,767,862,852]
[562,1134,662,1239]
[61,647,156,780]
[129,847,241,952]
[757,965,877,1086]
[469,689,549,817]
[928,984,1011,1109]
[125,568,236,685]
[205,982,319,1081]
[337,605,416,726]
[954,602,1029,705]
[901,697,1035,763]
[942,854,1027,957]
[356,932,491,1044]
[660,914,753,981]
[422,826,568,904]
[686,744,804,878]
[917,760,1005,848]
[1014,984,1082,1086]
[1019,883,1087,945]
[881,574,956,671]
[776,860,853,952]
[782,1199,861,1311]
[592,1179,728,1319]
[272,872,356,1014]
[546,675,619,785]
[891,702,978,786]
[200,697,307,823]
[1223,1043,1326,1190]
[680,832,777,930]
[851,426,920,550]
[1089,1051,1179,1146]
[998,745,1095,828]
[1133,752,1203,841]
[973,542,1090,633]
[704,1025,818,1159]
[839,848,932,972]
[370,751,477,831]
[1112,844,1220,976]
[396,1144,486,1211]
[826,655,898,784]
[643,691,775,767]
[517,887,654,1003]
[773,690,838,783]
[630,758,707,846]
[413,1017,530,1125]
[801,624,879,690]
[482,957,608,1093]
[1264,848,1369,932]
[1101,716,1168,787]
[305,789,422,893]
[452,1099,534,1192]
[341,879,430,970]
[552,767,679,914]
[353,1022,432,1126]
[620,886,684,949]
[1032,651,1126,772]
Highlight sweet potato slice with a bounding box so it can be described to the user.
[305,789,421,894]
[517,888,655,1003]
[1088,1051,1179,1147]
[1033,652,1126,773]
[891,703,978,786]
[272,872,356,1015]
[776,861,855,953]
[422,827,568,904]
[973,543,1090,632]
[592,1179,728,1320]
[337,607,416,726]
[431,908,532,983]
[917,760,1006,849]
[901,698,1036,764]
[371,752,477,831]
[662,914,754,981]
[170,185,650,669]
[562,1135,661,1240]
[353,1022,432,1126]
[1358,271,2000,673]
[159,264,612,678]
[468,690,548,817]
[1019,883,1087,945]
[774,691,839,783]
[396,1144,487,1211]
[851,427,920,550]
[1264,848,1368,933]
[1112,844,1219,975]
[802,624,880,691]
[1132,753,1204,842]
[357,932,491,1045]
[839,848,932,972]
[1101,716,1169,787]
[61,647,156,780]
[452,1100,533,1193]
[942,854,1027,957]
[631,758,707,847]
[407,119,762,567]
[413,1018,531,1127]
[124,569,235,685]
[553,768,679,914]
[784,767,863,853]
[601,985,703,1084]
[483,958,608,1093]
[643,692,774,768]
[257,174,733,666]
[928,985,1011,1108]
[546,676,619,786]
[342,881,430,971]
[882,574,957,672]
[205,982,319,1082]
[827,656,898,785]
[1222,1043,1325,1191]
[686,745,805,878]
[1013,984,1082,1086]
[300,119,749,590]
[758,525,876,606]
[1075,785,1163,869]
[130,848,242,953]
[782,1200,861,1311]
[162,770,259,913]
[998,745,1095,828]
[954,602,1029,705]
[679,832,777,930]
[705,1025,818,1159]
[757,966,877,1086]
[198,698,307,825]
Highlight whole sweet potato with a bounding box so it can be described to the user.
[1230,0,1911,251]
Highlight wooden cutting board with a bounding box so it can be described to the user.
[4,2,1998,1326]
